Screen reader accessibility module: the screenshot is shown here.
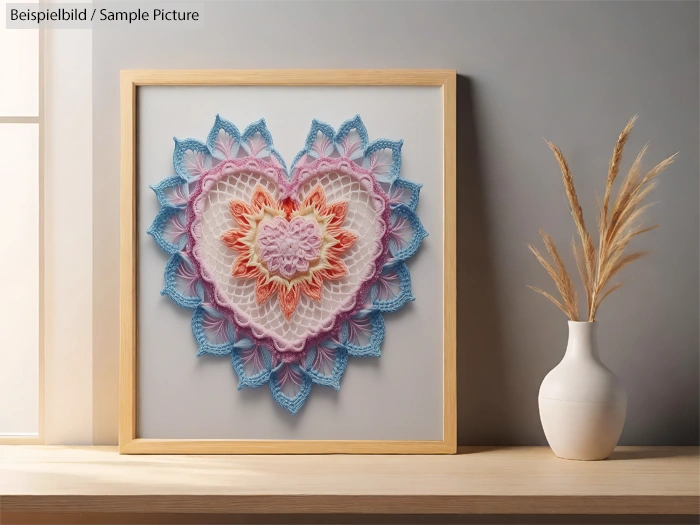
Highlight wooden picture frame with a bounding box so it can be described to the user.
[120,69,456,454]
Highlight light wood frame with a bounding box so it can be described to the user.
[120,69,456,454]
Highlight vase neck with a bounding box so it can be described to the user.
[565,322,600,360]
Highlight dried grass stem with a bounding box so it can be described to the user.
[529,117,676,321]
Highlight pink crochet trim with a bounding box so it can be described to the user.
[186,156,390,361]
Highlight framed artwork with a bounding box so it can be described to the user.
[120,70,456,454]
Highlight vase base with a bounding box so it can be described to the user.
[552,451,614,461]
[539,397,627,461]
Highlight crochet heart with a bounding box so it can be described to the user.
[187,155,390,356]
[149,115,427,413]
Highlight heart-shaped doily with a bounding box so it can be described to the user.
[188,156,390,355]
[148,115,427,413]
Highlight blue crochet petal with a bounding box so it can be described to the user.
[303,341,348,390]
[340,310,385,357]
[370,261,415,313]
[388,204,428,262]
[206,114,241,160]
[150,175,190,208]
[363,139,403,184]
[303,119,336,160]
[238,119,288,174]
[191,304,236,357]
[147,206,188,255]
[389,177,422,212]
[334,115,368,161]
[269,363,313,414]
[231,341,273,389]
[289,119,336,178]
[161,252,204,309]
[173,138,212,182]
[240,119,271,159]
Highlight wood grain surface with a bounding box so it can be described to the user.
[1,446,697,517]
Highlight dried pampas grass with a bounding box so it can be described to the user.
[529,117,677,321]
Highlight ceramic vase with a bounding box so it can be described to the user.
[538,321,626,460]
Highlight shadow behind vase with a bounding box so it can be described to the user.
[539,321,627,460]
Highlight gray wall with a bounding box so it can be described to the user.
[93,0,699,445]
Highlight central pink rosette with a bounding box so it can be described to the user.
[257,216,322,279]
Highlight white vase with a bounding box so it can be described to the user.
[538,321,626,460]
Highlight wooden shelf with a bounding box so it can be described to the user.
[0,446,697,522]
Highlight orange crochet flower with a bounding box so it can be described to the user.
[221,184,357,319]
